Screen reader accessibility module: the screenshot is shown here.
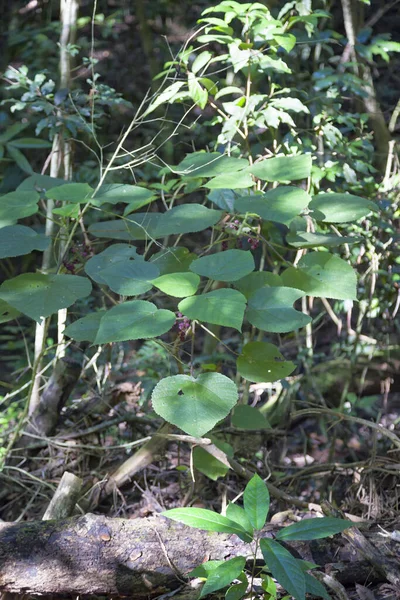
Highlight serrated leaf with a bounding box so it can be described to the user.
[193,446,229,481]
[46,183,93,203]
[64,311,106,343]
[247,287,311,333]
[0,274,91,323]
[162,507,248,537]
[249,154,312,182]
[260,539,305,600]
[152,372,238,437]
[309,193,377,223]
[0,190,39,228]
[200,557,246,598]
[234,271,281,299]
[231,405,271,430]
[0,225,49,258]
[237,342,295,383]
[190,249,255,282]
[276,517,352,541]
[243,474,270,530]
[178,289,246,331]
[235,186,311,225]
[287,231,360,248]
[281,253,357,300]
[94,300,175,344]
[152,272,200,297]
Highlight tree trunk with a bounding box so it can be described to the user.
[0,514,399,596]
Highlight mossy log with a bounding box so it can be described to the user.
[1,514,400,596]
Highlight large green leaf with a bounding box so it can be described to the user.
[152,272,200,297]
[190,249,255,282]
[85,244,142,284]
[64,311,106,343]
[0,225,49,258]
[234,271,281,299]
[7,145,34,174]
[248,154,312,182]
[0,299,21,323]
[200,557,246,599]
[304,574,331,600]
[178,289,246,331]
[243,474,270,530]
[7,138,52,149]
[0,191,39,228]
[93,183,155,210]
[247,287,311,332]
[237,342,295,383]
[94,300,175,344]
[205,171,254,189]
[0,274,91,322]
[207,189,237,211]
[309,193,377,223]
[150,247,196,274]
[175,152,248,178]
[281,252,357,300]
[260,539,305,600]
[17,173,66,192]
[235,186,311,225]
[88,213,161,240]
[286,231,360,248]
[161,507,249,537]
[45,183,93,203]
[152,372,238,437]
[231,405,271,430]
[276,517,352,541]
[101,259,160,296]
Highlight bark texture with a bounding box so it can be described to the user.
[0,514,399,596]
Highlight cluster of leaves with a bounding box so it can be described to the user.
[164,474,353,600]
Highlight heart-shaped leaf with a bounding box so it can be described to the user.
[150,247,197,274]
[94,300,175,344]
[237,342,295,383]
[64,311,106,342]
[190,249,255,282]
[178,289,246,331]
[234,271,281,299]
[152,372,238,436]
[152,272,200,297]
[0,191,39,228]
[281,252,357,300]
[0,225,49,258]
[0,274,91,322]
[46,183,93,203]
[248,154,312,182]
[247,287,311,332]
[235,186,311,225]
[85,244,141,284]
[309,193,377,223]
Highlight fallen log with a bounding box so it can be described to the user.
[1,514,400,597]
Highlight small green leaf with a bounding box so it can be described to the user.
[200,557,246,598]
[53,204,80,218]
[237,342,295,383]
[161,507,249,538]
[152,272,200,297]
[188,72,208,109]
[192,50,213,74]
[193,446,229,481]
[178,289,246,331]
[7,138,52,149]
[94,300,175,344]
[276,517,352,541]
[260,539,305,600]
[281,253,357,300]
[152,372,238,437]
[274,33,296,52]
[248,155,312,182]
[45,183,93,203]
[0,225,49,258]
[64,311,106,343]
[189,560,225,578]
[226,503,254,537]
[235,186,311,225]
[231,405,271,430]
[247,287,311,333]
[190,250,255,282]
[243,474,270,530]
[309,193,377,223]
[225,572,248,600]
[0,274,91,322]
